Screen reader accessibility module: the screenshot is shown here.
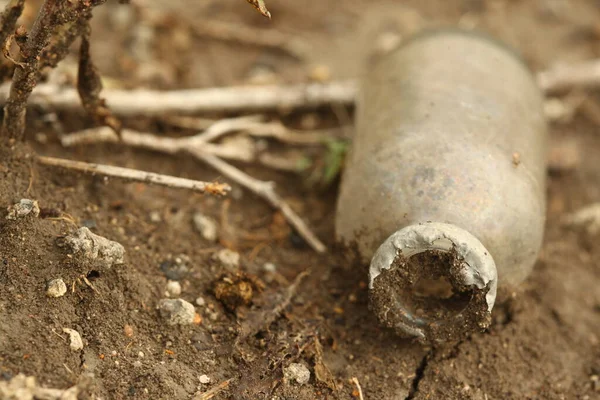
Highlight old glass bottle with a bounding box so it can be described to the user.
[335,29,547,341]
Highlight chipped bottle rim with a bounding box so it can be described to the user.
[369,222,498,341]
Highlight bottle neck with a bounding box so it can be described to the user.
[369,222,498,342]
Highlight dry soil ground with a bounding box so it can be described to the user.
[1,0,600,399]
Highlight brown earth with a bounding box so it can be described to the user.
[1,0,600,399]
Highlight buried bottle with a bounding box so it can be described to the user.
[335,30,548,342]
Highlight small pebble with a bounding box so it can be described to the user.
[138,351,145,358]
[158,299,196,325]
[124,324,134,337]
[193,213,219,242]
[6,199,40,220]
[149,211,162,223]
[199,375,211,384]
[62,328,84,351]
[111,350,117,356]
[133,361,142,368]
[166,280,182,297]
[263,263,277,273]
[46,278,67,298]
[195,297,206,306]
[64,227,125,269]
[283,363,311,385]
[214,249,240,269]
[160,257,189,281]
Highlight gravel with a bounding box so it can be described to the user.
[6,199,40,220]
[214,249,240,270]
[46,279,67,298]
[63,227,125,268]
[283,363,311,385]
[165,280,182,297]
[157,299,196,325]
[62,328,84,351]
[193,213,219,242]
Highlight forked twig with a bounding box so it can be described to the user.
[59,121,327,253]
[37,155,231,196]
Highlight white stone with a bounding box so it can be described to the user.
[166,280,182,297]
[64,227,125,268]
[195,297,206,306]
[214,249,240,269]
[6,199,40,220]
[62,328,83,351]
[193,213,219,242]
[199,375,210,384]
[46,278,67,297]
[157,299,195,325]
[283,363,310,385]
[263,263,277,273]
[149,211,162,223]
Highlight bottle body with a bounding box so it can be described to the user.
[335,30,547,340]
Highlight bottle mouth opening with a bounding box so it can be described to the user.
[368,222,498,342]
[399,250,474,321]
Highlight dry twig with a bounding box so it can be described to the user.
[4,58,600,118]
[37,155,230,196]
[1,0,108,139]
[192,20,306,59]
[60,122,327,253]
[246,0,271,18]
[538,59,600,93]
[351,377,365,400]
[77,26,121,133]
[193,378,234,400]
[238,269,311,342]
[0,80,358,116]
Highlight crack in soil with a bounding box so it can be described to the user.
[406,350,431,400]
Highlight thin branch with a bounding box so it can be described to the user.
[194,150,326,252]
[191,20,306,59]
[538,59,600,93]
[60,124,327,253]
[36,155,231,196]
[0,80,359,116]
[2,0,61,139]
[60,126,256,162]
[1,0,108,139]
[193,378,234,400]
[238,269,311,342]
[5,56,600,116]
[351,377,365,400]
[39,13,89,72]
[77,23,121,133]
